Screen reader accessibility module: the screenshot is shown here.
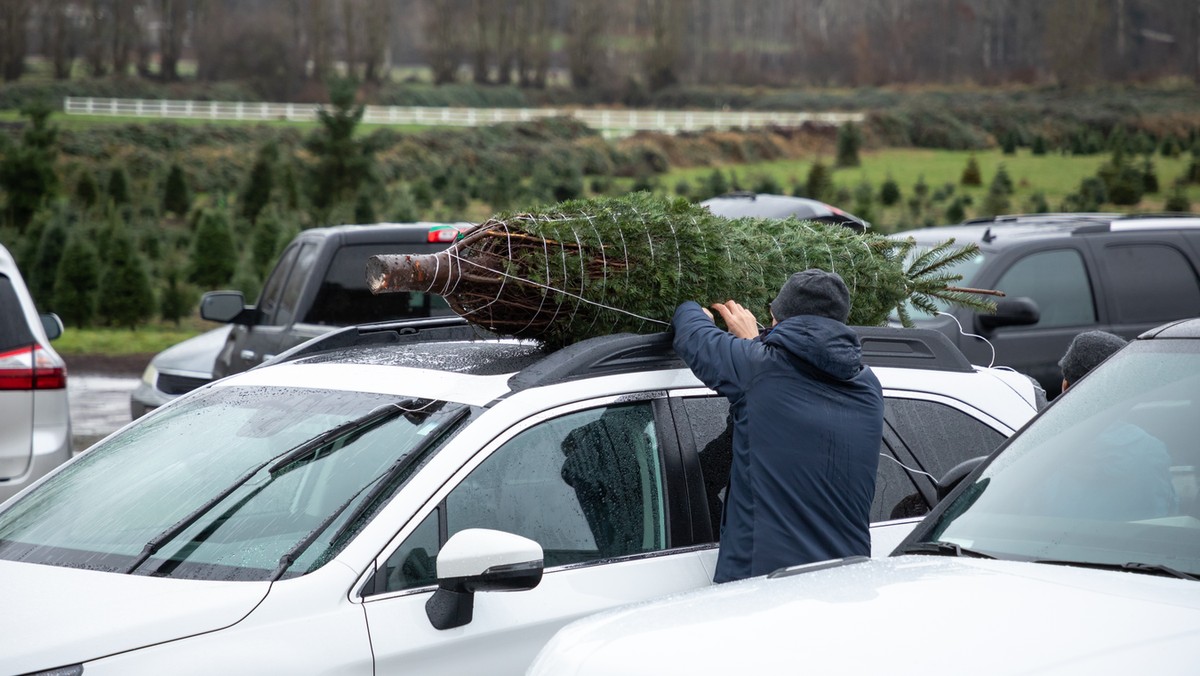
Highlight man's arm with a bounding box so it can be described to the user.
[671,301,759,398]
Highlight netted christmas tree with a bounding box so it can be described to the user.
[367,193,994,349]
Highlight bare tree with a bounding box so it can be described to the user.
[110,0,138,76]
[641,0,686,90]
[1044,0,1108,87]
[40,0,76,80]
[361,0,392,83]
[567,0,608,88]
[422,0,462,84]
[307,0,335,82]
[0,0,30,82]
[514,0,552,88]
[158,0,187,81]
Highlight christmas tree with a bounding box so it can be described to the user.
[367,193,993,348]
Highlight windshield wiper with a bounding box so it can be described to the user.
[124,402,409,575]
[268,404,470,582]
[896,541,995,559]
[1034,559,1198,581]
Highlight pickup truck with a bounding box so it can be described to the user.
[130,222,464,418]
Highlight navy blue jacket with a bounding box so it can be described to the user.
[672,301,883,582]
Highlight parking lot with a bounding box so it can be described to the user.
[66,362,142,452]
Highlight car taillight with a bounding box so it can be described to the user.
[0,344,67,390]
[428,226,465,243]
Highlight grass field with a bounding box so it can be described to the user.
[665,148,1199,231]
[52,318,215,356]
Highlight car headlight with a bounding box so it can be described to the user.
[140,363,158,387]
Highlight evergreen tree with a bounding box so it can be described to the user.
[411,178,435,209]
[0,102,60,233]
[76,171,99,208]
[107,167,131,205]
[674,178,693,200]
[981,185,1011,217]
[805,161,832,202]
[912,175,930,200]
[1031,135,1048,156]
[29,212,69,308]
[52,230,100,328]
[703,169,729,199]
[97,220,155,329]
[159,266,195,325]
[189,207,237,288]
[752,174,782,195]
[240,142,278,223]
[1142,158,1159,194]
[305,77,376,213]
[835,122,862,168]
[990,164,1014,195]
[1001,131,1017,155]
[879,177,901,206]
[1025,192,1050,214]
[1164,186,1191,213]
[366,193,992,348]
[961,156,982,186]
[354,189,377,224]
[944,197,966,223]
[387,185,421,222]
[162,163,191,216]
[251,206,283,275]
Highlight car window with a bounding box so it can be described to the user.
[994,249,1096,328]
[383,402,668,592]
[679,395,939,536]
[885,398,1007,480]
[304,244,450,325]
[873,443,926,521]
[1101,243,1200,324]
[273,242,319,327]
[256,244,300,324]
[0,387,466,581]
[0,276,35,353]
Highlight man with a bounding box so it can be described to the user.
[1058,329,1129,392]
[671,269,884,583]
[1049,330,1177,519]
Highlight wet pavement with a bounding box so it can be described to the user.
[68,373,139,452]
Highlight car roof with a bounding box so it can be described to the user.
[700,192,869,230]
[896,213,1200,249]
[1139,316,1200,340]
[207,318,1036,423]
[294,221,471,244]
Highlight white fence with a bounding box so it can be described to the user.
[62,97,864,133]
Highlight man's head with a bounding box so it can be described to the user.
[769,269,851,324]
[1059,330,1127,390]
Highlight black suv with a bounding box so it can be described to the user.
[894,214,1200,397]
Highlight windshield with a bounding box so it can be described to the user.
[890,243,987,322]
[920,340,1200,574]
[0,386,467,581]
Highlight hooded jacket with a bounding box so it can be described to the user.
[672,301,883,582]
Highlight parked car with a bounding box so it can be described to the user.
[130,222,467,418]
[701,191,870,231]
[527,317,1200,676]
[0,244,70,504]
[0,318,1036,674]
[891,213,1200,398]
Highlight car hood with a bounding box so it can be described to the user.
[0,559,269,673]
[151,326,232,376]
[530,556,1200,675]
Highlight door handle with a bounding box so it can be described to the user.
[240,349,256,361]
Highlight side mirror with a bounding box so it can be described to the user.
[425,528,544,631]
[935,456,987,501]
[200,291,254,324]
[40,313,63,341]
[976,296,1040,333]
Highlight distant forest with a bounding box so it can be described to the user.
[2,1,1199,102]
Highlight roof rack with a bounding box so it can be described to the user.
[266,318,975,384]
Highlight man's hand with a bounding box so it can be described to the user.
[710,300,760,339]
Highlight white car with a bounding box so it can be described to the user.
[0,243,70,504]
[528,318,1200,676]
[0,319,1036,675]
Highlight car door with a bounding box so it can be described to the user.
[973,246,1100,395]
[222,241,319,376]
[361,396,712,675]
[670,390,1012,556]
[1088,235,1200,341]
